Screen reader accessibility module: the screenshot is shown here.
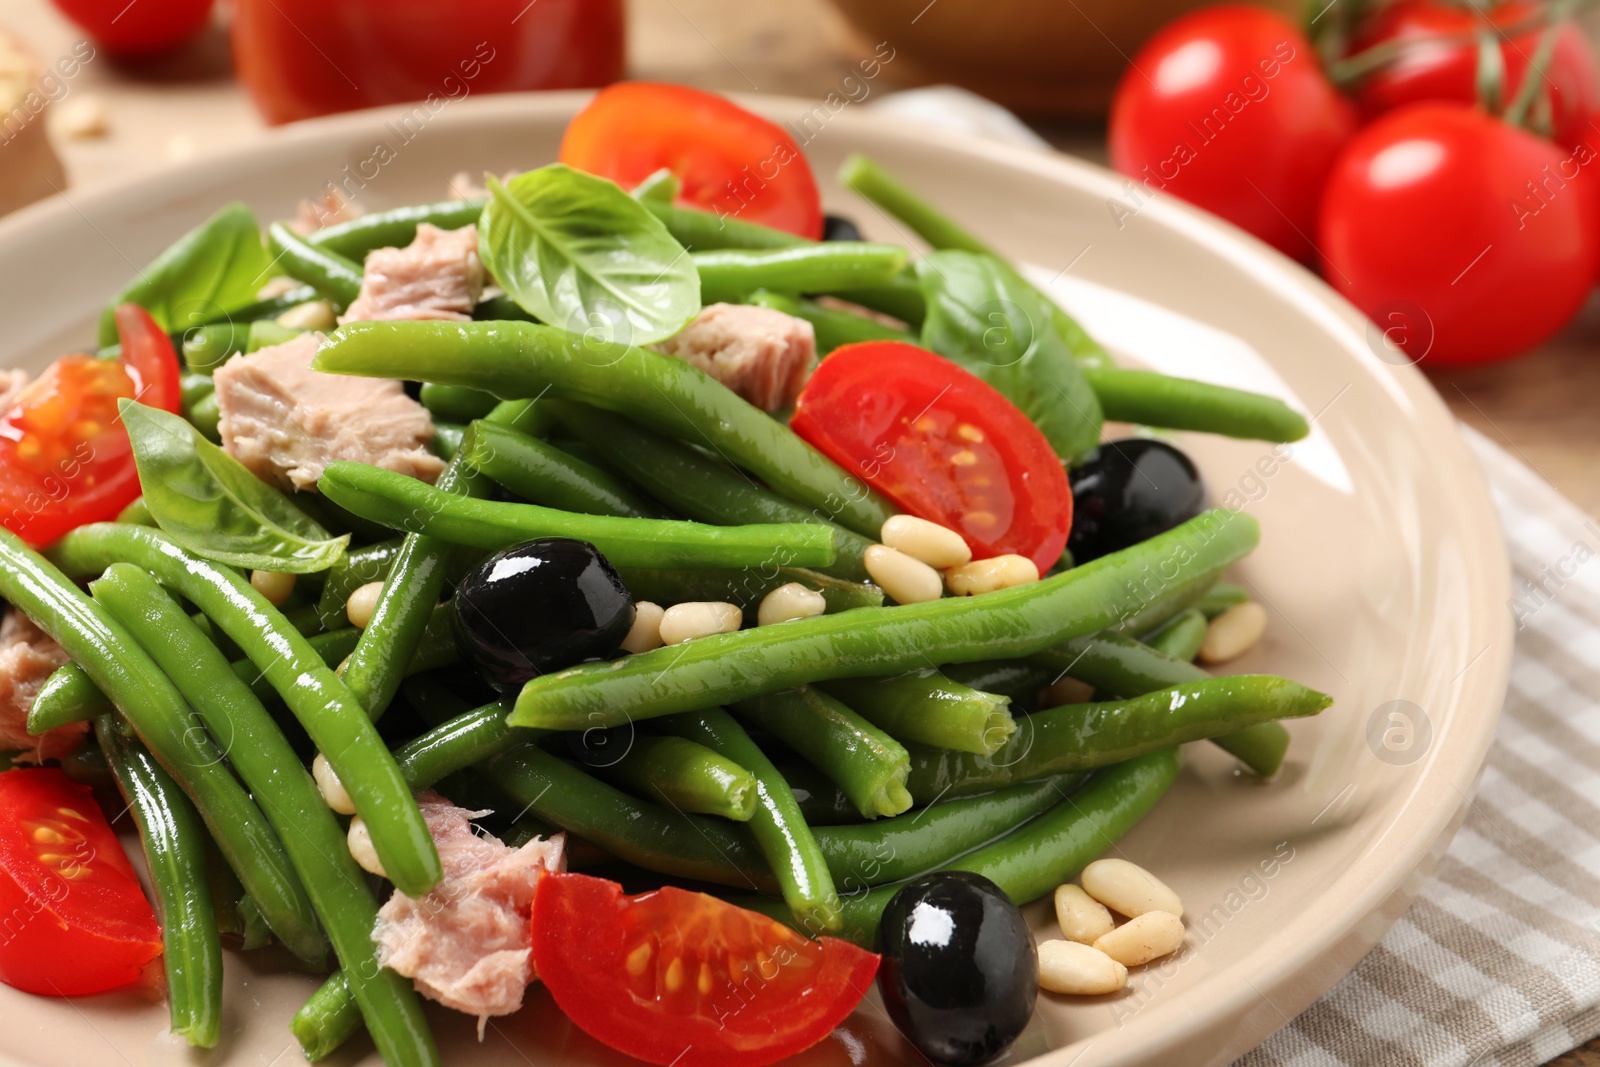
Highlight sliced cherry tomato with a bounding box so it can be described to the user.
[0,768,162,996]
[531,873,879,1067]
[790,342,1072,572]
[49,0,214,56]
[1347,0,1600,153]
[1319,103,1600,367]
[560,83,825,239]
[0,304,181,546]
[1108,5,1358,260]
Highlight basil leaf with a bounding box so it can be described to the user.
[916,250,1104,460]
[100,203,277,347]
[120,400,349,573]
[478,164,700,346]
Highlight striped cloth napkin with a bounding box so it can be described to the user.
[868,88,1600,1066]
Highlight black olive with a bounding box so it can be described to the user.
[1068,438,1207,564]
[822,213,864,242]
[451,538,634,688]
[877,872,1037,1065]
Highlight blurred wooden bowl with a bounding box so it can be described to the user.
[827,0,1300,116]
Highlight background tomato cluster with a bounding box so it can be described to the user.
[1108,1,1600,368]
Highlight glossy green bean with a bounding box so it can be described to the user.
[1196,581,1250,617]
[430,422,464,461]
[732,686,912,818]
[551,401,870,580]
[293,972,365,1063]
[320,460,837,570]
[180,370,214,409]
[420,382,499,423]
[308,199,486,260]
[592,734,759,821]
[744,290,915,353]
[942,661,1055,705]
[393,700,521,790]
[1144,608,1208,662]
[643,199,808,251]
[314,320,897,537]
[463,421,666,520]
[617,565,884,621]
[831,273,927,330]
[28,661,110,732]
[49,524,443,898]
[89,563,439,1067]
[510,509,1260,729]
[96,716,222,1048]
[905,675,1329,800]
[188,391,221,441]
[631,168,680,203]
[0,530,324,963]
[1085,368,1309,443]
[315,538,406,628]
[838,153,996,257]
[822,670,1015,756]
[694,244,908,303]
[116,496,155,525]
[267,222,364,307]
[182,322,247,374]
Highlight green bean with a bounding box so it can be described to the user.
[88,563,438,1067]
[551,401,871,580]
[831,273,927,330]
[294,972,365,1062]
[0,530,324,963]
[430,422,465,461]
[393,700,523,790]
[510,509,1259,729]
[29,661,110,732]
[115,496,155,525]
[180,370,214,410]
[839,153,996,258]
[732,686,912,818]
[315,320,898,537]
[1084,368,1309,442]
[182,322,246,374]
[464,421,666,520]
[744,290,915,353]
[420,382,499,423]
[234,605,457,704]
[202,285,320,326]
[617,565,884,621]
[307,199,486,260]
[314,538,406,627]
[472,293,539,322]
[267,222,363,307]
[642,199,808,251]
[1196,581,1250,617]
[823,670,1015,756]
[632,168,681,203]
[942,661,1055,705]
[1144,608,1208,662]
[95,716,222,1048]
[905,675,1328,800]
[694,244,908,303]
[247,319,303,352]
[662,708,841,930]
[591,734,758,821]
[58,744,112,789]
[187,391,221,441]
[320,460,837,570]
[778,759,864,825]
[49,524,443,898]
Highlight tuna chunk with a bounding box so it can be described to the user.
[0,609,83,764]
[374,793,565,1030]
[340,223,484,324]
[214,332,444,492]
[651,302,816,412]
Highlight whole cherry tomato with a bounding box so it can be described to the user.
[49,0,213,56]
[1347,0,1600,153]
[1108,4,1358,260]
[1319,103,1600,367]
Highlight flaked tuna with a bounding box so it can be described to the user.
[651,302,816,412]
[340,223,484,324]
[0,609,83,763]
[213,332,443,492]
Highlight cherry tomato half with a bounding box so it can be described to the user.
[1319,103,1600,367]
[790,342,1072,573]
[560,83,825,240]
[531,873,879,1067]
[0,304,181,546]
[1109,4,1358,260]
[1347,0,1600,153]
[0,768,162,996]
[49,0,214,56]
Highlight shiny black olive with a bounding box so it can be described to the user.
[877,872,1037,1065]
[822,213,864,242]
[1068,438,1207,564]
[451,538,634,688]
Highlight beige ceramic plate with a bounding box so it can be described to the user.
[0,93,1510,1067]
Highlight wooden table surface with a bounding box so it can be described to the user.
[0,0,1595,1061]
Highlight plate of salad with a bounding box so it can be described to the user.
[0,86,1509,1067]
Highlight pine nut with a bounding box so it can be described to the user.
[864,545,943,604]
[757,583,827,626]
[1093,910,1185,967]
[276,300,337,330]
[945,554,1040,596]
[620,601,666,653]
[347,817,386,878]
[881,515,971,568]
[312,753,357,815]
[659,601,742,645]
[1081,858,1184,918]
[250,569,296,607]
[1037,939,1127,995]
[1054,884,1114,944]
[1198,601,1267,664]
[1041,676,1095,708]
[346,580,384,629]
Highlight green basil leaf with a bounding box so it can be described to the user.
[478,164,700,346]
[120,400,349,573]
[916,250,1104,460]
[100,203,277,347]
